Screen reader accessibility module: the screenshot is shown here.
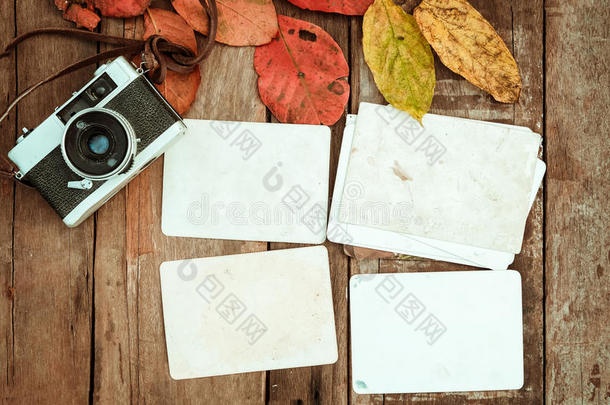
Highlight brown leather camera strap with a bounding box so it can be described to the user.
[0,0,218,180]
[0,157,16,180]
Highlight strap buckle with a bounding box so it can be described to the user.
[0,168,18,181]
[0,155,18,181]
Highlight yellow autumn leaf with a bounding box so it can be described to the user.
[363,0,435,123]
[414,0,522,103]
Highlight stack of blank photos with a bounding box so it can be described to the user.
[328,103,545,269]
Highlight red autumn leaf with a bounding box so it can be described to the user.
[142,8,201,115]
[155,67,202,115]
[63,4,100,31]
[144,8,198,54]
[254,15,349,125]
[172,0,278,46]
[286,0,374,15]
[54,0,73,11]
[54,0,149,30]
[93,0,151,18]
[54,0,100,31]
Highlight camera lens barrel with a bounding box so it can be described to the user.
[61,108,137,181]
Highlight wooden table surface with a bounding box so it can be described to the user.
[1,0,608,404]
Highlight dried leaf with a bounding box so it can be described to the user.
[93,0,151,18]
[392,0,418,13]
[54,0,100,31]
[172,0,278,46]
[144,8,198,54]
[286,0,374,15]
[254,15,350,125]
[54,0,72,11]
[363,0,435,122]
[155,68,201,115]
[63,4,100,31]
[54,0,149,29]
[414,0,521,103]
[142,8,201,114]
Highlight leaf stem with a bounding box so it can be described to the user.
[146,8,160,35]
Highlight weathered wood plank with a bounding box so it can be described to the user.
[545,1,610,404]
[267,2,349,404]
[348,0,544,403]
[0,2,16,403]
[8,1,96,403]
[90,15,136,405]
[346,14,384,405]
[87,1,269,403]
[5,1,609,404]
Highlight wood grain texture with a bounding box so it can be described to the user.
[91,15,135,405]
[0,3,16,403]
[0,0,607,404]
[349,0,544,404]
[267,2,349,405]
[91,1,267,404]
[545,1,610,404]
[5,1,96,404]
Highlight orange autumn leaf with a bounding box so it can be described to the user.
[287,0,374,15]
[54,0,149,30]
[172,0,278,46]
[414,0,522,103]
[142,8,201,115]
[155,67,202,115]
[54,0,100,31]
[254,15,350,125]
[93,0,151,18]
[144,8,198,54]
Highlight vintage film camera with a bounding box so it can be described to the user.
[8,57,187,227]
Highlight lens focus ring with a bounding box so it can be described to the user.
[62,108,137,181]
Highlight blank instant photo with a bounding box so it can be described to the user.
[160,246,338,380]
[350,271,524,394]
[339,103,541,254]
[162,119,330,244]
[328,112,545,269]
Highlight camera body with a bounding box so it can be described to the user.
[8,57,187,227]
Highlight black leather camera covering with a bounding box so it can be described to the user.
[23,76,181,219]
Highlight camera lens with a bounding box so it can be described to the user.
[62,109,136,180]
[87,133,111,155]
